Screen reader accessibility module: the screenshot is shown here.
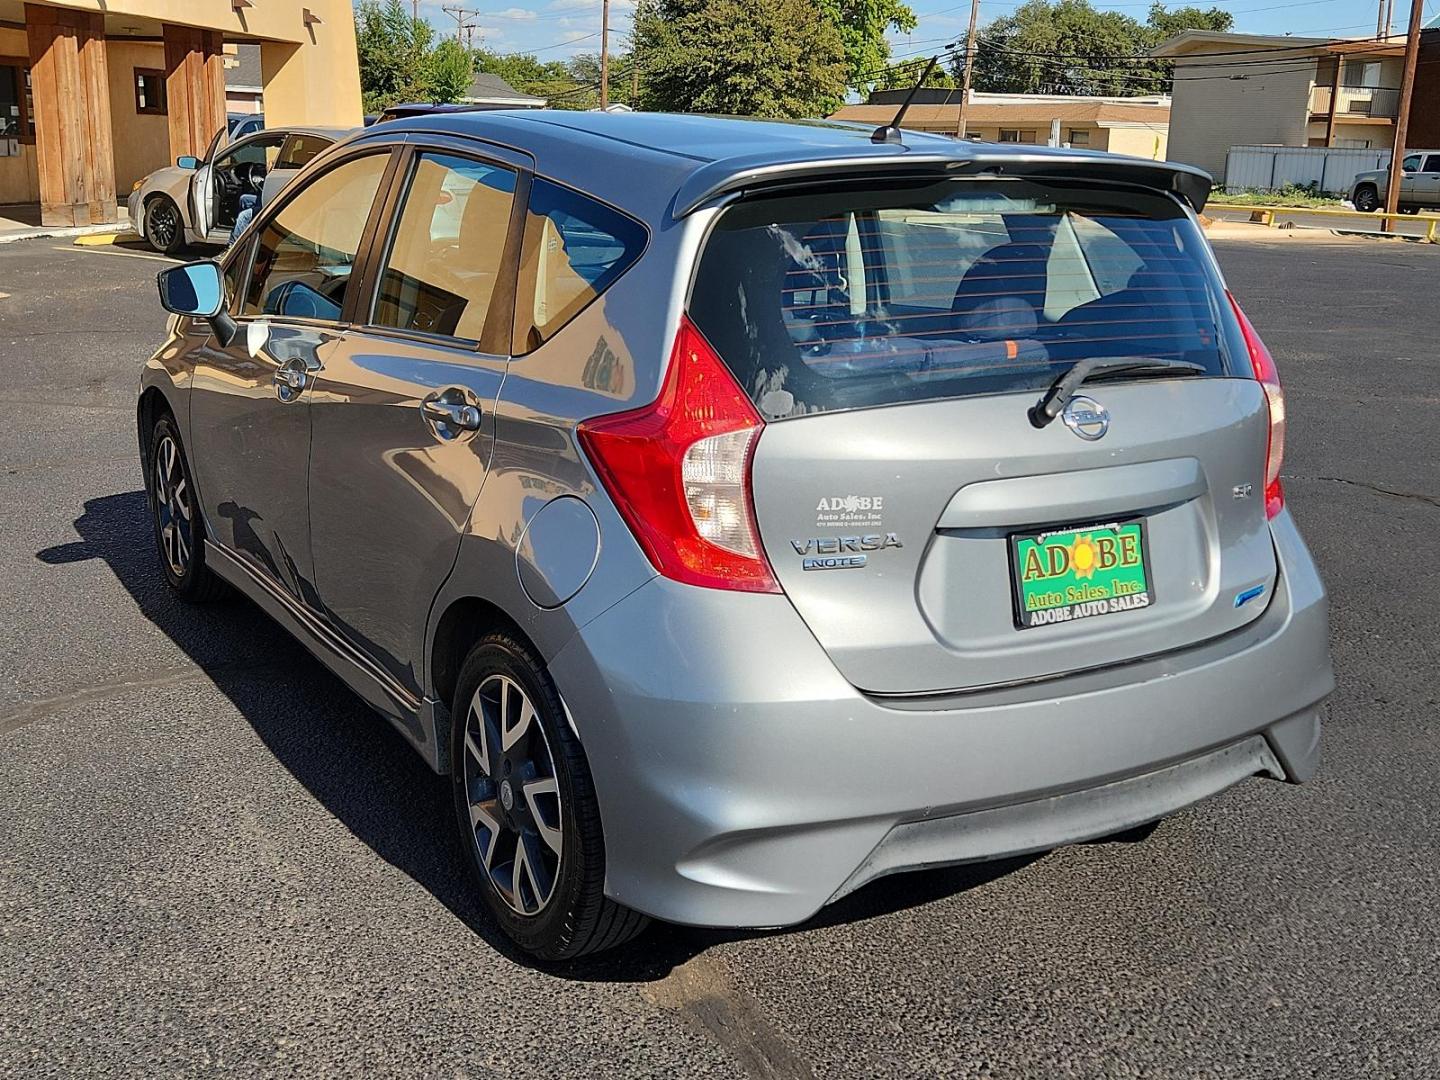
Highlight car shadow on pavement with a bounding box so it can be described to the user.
[39,490,1038,982]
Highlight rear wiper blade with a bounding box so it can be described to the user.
[1028,358,1206,429]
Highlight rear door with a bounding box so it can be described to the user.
[1419,154,1440,207]
[689,176,1276,695]
[305,142,527,697]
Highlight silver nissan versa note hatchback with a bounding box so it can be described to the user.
[141,111,1335,959]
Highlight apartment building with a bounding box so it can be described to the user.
[1153,30,1407,180]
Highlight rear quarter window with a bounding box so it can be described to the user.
[688,179,1243,420]
[512,178,646,354]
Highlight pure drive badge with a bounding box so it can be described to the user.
[791,533,902,570]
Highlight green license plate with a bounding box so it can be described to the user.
[1009,519,1153,629]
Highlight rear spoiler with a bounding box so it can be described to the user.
[671,143,1213,218]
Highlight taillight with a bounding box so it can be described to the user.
[1227,293,1285,519]
[578,315,780,593]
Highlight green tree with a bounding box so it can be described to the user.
[631,0,847,118]
[817,0,919,94]
[354,0,475,113]
[1143,1,1232,42]
[427,37,477,104]
[963,0,1231,96]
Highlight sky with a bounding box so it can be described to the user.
[414,0,1440,63]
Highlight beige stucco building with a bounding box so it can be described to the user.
[1153,31,1407,181]
[829,92,1171,160]
[0,0,361,226]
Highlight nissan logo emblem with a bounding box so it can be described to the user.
[1062,396,1110,441]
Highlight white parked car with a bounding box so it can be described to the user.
[127,126,347,253]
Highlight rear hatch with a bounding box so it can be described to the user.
[688,174,1277,695]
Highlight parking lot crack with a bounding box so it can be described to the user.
[0,660,288,738]
[642,955,815,1080]
[1289,474,1440,510]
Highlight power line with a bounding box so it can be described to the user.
[488,30,601,56]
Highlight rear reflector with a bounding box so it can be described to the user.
[578,316,780,593]
[1227,293,1285,519]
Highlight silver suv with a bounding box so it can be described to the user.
[142,112,1334,960]
[1350,150,1440,213]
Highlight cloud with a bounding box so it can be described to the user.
[492,7,538,18]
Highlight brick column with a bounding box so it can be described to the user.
[163,24,226,164]
[25,3,116,227]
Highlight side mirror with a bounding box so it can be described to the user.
[156,261,238,346]
[177,155,200,170]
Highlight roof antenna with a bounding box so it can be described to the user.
[871,55,939,145]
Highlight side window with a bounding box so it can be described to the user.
[1402,154,1422,172]
[222,240,251,308]
[513,178,646,352]
[242,153,390,320]
[277,134,329,171]
[221,134,283,172]
[1425,155,1440,173]
[370,152,517,342]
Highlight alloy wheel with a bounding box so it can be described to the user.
[148,201,177,250]
[462,674,564,916]
[152,434,193,578]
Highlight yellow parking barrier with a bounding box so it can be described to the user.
[1207,202,1440,242]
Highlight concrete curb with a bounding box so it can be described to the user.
[0,221,132,246]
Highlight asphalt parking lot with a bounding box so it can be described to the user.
[1,230,1436,1079]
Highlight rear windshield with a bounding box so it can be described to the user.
[688,178,1244,420]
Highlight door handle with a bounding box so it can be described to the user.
[274,367,306,392]
[422,397,482,432]
[273,356,322,401]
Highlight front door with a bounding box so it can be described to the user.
[187,150,393,607]
[196,131,285,243]
[307,149,523,696]
[1399,153,1424,205]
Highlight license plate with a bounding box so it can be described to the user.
[1009,519,1153,629]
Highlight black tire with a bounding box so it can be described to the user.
[147,414,227,602]
[450,632,648,960]
[1353,185,1380,213]
[143,195,185,255]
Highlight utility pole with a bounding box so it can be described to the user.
[441,6,480,44]
[599,0,611,109]
[955,0,980,138]
[1382,0,1424,230]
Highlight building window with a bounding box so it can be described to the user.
[1342,60,1382,89]
[999,129,1037,144]
[1067,128,1090,146]
[0,60,35,143]
[134,69,166,115]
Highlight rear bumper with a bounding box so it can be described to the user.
[549,508,1333,929]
